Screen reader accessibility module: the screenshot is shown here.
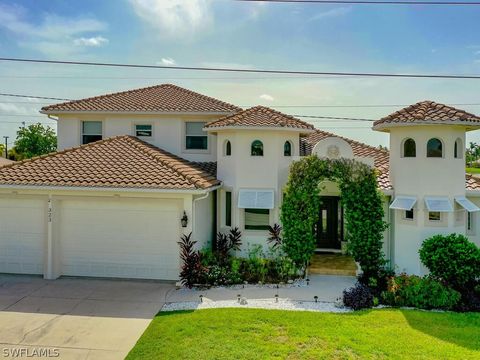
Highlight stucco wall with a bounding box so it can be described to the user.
[194,191,216,250]
[388,125,469,275]
[56,113,221,162]
[215,129,301,255]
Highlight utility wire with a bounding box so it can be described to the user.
[0,93,71,101]
[234,0,480,5]
[2,57,480,80]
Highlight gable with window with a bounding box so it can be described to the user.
[185,122,208,150]
[82,121,102,145]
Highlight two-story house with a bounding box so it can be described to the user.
[0,84,479,281]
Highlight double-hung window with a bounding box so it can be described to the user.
[82,121,102,145]
[185,122,208,150]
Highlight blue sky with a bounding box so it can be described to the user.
[1,0,480,147]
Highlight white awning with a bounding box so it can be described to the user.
[389,196,417,210]
[455,196,480,212]
[424,197,453,212]
[238,189,274,209]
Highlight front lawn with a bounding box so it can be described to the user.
[127,308,480,359]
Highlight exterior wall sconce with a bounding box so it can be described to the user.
[181,211,188,228]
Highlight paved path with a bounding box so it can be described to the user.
[0,275,173,360]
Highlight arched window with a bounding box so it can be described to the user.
[427,138,443,158]
[403,138,416,158]
[251,140,264,156]
[284,141,292,156]
[454,138,463,159]
[225,140,231,156]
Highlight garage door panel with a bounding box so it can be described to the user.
[60,199,181,280]
[0,198,45,275]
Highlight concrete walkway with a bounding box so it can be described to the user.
[0,275,173,360]
[166,275,356,303]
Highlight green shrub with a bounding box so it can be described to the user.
[381,274,461,310]
[419,233,480,288]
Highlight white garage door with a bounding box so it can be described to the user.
[0,198,45,275]
[59,198,181,280]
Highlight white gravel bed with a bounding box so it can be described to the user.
[161,298,351,313]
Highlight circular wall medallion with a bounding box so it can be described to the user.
[327,145,340,159]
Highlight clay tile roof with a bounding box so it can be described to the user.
[466,174,480,191]
[0,136,220,190]
[204,106,315,131]
[0,158,14,167]
[41,84,242,114]
[373,101,480,131]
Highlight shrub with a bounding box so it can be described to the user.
[267,224,282,249]
[419,233,480,288]
[343,283,374,310]
[381,274,461,310]
[178,233,204,288]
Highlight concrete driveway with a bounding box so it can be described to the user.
[0,275,173,359]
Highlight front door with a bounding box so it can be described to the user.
[316,196,342,249]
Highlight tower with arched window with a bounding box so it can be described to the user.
[204,106,314,252]
[373,101,480,274]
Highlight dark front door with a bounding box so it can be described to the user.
[316,196,342,249]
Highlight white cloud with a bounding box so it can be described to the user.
[130,0,212,37]
[0,103,34,115]
[259,94,274,102]
[0,4,108,56]
[309,7,352,21]
[248,2,267,20]
[73,36,109,47]
[157,57,176,66]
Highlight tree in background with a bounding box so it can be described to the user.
[466,142,480,167]
[10,123,57,160]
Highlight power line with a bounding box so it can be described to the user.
[0,92,71,101]
[234,0,480,5]
[294,114,374,121]
[2,57,480,80]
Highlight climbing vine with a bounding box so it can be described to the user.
[280,155,388,279]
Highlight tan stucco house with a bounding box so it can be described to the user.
[0,84,479,280]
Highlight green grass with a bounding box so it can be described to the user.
[127,308,480,360]
[466,167,480,174]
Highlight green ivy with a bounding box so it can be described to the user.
[280,156,388,279]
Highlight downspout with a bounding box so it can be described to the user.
[46,194,53,279]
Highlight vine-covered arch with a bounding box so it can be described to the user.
[281,155,388,279]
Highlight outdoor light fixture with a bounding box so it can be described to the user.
[306,278,310,286]
[314,296,318,303]
[237,294,241,303]
[199,295,203,303]
[275,294,279,303]
[181,211,188,227]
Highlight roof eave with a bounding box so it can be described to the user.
[373,121,480,132]
[39,110,238,116]
[203,126,315,134]
[0,183,222,194]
